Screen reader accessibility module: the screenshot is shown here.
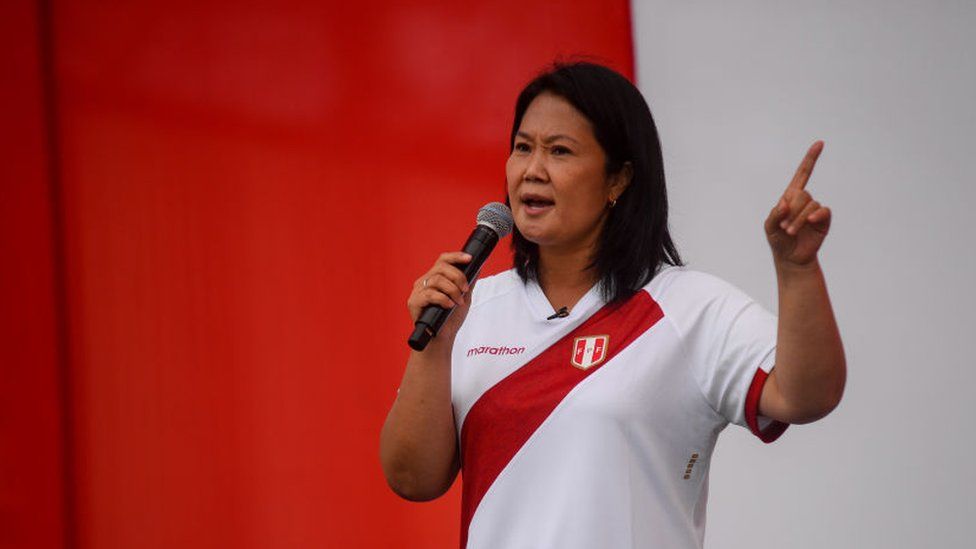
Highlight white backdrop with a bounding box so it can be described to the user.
[631,1,975,547]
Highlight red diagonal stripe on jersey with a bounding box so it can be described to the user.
[458,290,664,548]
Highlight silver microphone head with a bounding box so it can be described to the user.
[476,202,514,238]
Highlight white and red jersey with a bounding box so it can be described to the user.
[451,266,788,548]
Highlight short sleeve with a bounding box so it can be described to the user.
[654,269,788,443]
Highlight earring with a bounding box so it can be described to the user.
[609,197,618,209]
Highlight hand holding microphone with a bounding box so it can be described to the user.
[407,203,513,351]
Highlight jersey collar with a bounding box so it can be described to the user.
[522,277,604,324]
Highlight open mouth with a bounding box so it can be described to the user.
[522,195,555,215]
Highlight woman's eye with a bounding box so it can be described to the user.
[551,145,571,156]
[514,142,531,153]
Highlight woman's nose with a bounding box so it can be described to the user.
[523,150,548,182]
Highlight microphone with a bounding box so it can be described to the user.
[408,202,514,351]
[546,306,569,320]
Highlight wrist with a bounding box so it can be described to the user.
[774,257,822,280]
[413,335,455,362]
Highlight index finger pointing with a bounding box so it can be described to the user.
[787,140,824,191]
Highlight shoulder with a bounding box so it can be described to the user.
[470,268,522,309]
[643,265,749,303]
[641,266,760,333]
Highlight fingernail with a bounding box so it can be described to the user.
[780,220,789,229]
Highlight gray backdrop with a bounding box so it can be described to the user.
[631,1,975,547]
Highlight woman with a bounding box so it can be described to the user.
[380,62,845,548]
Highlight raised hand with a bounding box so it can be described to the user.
[764,141,832,268]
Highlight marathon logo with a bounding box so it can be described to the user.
[466,345,525,357]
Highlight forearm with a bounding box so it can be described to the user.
[770,259,846,423]
[380,343,459,501]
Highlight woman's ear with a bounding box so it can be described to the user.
[609,161,634,199]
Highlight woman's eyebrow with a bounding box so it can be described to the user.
[516,131,581,145]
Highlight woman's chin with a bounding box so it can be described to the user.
[517,229,556,247]
[516,214,549,237]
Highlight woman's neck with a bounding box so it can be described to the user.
[537,243,599,312]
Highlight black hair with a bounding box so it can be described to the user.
[508,61,683,303]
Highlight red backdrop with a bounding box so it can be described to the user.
[2,1,633,546]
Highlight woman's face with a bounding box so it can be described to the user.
[506,92,629,254]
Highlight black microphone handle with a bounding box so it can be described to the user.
[407,225,499,351]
